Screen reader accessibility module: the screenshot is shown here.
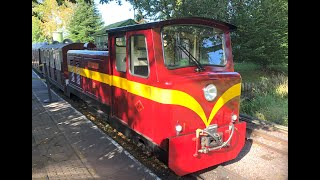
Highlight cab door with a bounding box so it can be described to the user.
[126,30,156,138]
[111,33,129,123]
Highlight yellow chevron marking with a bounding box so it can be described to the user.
[68,65,240,127]
[207,83,241,126]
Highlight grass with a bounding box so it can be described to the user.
[234,62,288,126]
[234,62,288,83]
[234,62,264,82]
[240,94,288,126]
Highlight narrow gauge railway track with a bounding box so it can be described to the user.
[240,114,288,155]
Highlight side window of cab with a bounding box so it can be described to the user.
[115,36,126,72]
[129,35,149,77]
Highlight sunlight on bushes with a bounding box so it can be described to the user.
[274,75,288,98]
[275,84,288,98]
[236,62,288,126]
[255,112,266,120]
[240,74,288,126]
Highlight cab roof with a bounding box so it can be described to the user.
[39,42,83,50]
[106,17,237,34]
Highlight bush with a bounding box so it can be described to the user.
[234,62,260,72]
[241,94,288,126]
[240,74,288,126]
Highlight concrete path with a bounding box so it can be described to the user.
[32,70,160,180]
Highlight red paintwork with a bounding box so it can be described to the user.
[68,51,112,106]
[64,17,245,176]
[107,27,241,148]
[125,30,158,138]
[109,33,130,123]
[168,121,246,176]
[35,43,84,91]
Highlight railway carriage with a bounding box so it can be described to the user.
[66,17,247,176]
[32,42,48,74]
[37,41,84,91]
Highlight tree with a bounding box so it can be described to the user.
[32,16,46,43]
[32,0,75,42]
[98,0,288,67]
[229,0,288,67]
[172,0,229,21]
[98,0,229,21]
[67,0,104,42]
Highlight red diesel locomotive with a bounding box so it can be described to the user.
[33,17,246,176]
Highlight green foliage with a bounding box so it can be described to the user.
[172,0,229,21]
[230,0,288,67]
[98,0,229,21]
[32,16,46,43]
[135,9,144,22]
[235,62,288,126]
[98,0,288,67]
[241,94,288,126]
[234,62,266,83]
[235,62,288,83]
[67,0,104,42]
[265,64,288,75]
[240,74,288,126]
[234,62,260,72]
[32,0,75,42]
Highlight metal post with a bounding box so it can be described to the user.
[43,62,52,103]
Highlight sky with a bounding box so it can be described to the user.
[94,0,135,26]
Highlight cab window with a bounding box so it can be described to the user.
[115,36,126,72]
[129,35,149,77]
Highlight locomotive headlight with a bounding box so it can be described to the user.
[231,114,238,122]
[175,124,182,133]
[203,84,217,101]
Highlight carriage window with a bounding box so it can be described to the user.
[130,35,149,77]
[115,36,126,72]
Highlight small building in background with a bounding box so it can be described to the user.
[93,19,138,50]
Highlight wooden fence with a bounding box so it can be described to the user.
[241,82,255,99]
